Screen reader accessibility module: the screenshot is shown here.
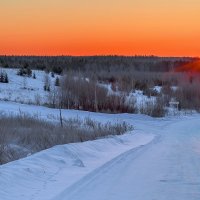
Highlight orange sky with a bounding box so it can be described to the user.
[0,0,200,56]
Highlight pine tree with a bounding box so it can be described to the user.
[17,68,24,76]
[44,74,51,92]
[4,73,9,83]
[44,85,50,91]
[0,71,3,82]
[4,63,9,68]
[0,71,9,83]
[33,73,36,79]
[27,68,32,77]
[55,77,60,86]
[17,65,32,77]
[47,86,50,91]
[51,72,55,78]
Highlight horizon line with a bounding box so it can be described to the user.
[0,54,199,58]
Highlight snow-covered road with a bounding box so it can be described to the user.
[53,118,200,200]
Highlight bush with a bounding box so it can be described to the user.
[0,71,9,83]
[174,84,200,111]
[140,97,166,117]
[33,73,36,79]
[17,65,32,77]
[55,77,60,86]
[52,66,62,74]
[143,88,159,98]
[0,115,133,164]
[60,76,136,113]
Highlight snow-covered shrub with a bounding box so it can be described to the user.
[34,93,41,105]
[0,71,9,83]
[140,97,166,117]
[44,73,51,91]
[174,84,200,111]
[0,115,133,164]
[60,75,136,113]
[17,64,32,77]
[55,77,60,86]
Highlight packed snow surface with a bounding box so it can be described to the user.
[53,117,200,200]
[0,102,200,200]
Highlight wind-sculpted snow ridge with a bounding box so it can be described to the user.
[0,131,154,200]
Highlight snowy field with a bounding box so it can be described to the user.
[0,68,58,104]
[0,101,200,199]
[0,68,156,108]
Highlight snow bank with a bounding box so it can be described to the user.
[0,131,154,200]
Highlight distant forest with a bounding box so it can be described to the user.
[0,56,195,74]
[0,55,200,115]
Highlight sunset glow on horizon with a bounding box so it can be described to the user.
[176,60,200,73]
[1,0,200,56]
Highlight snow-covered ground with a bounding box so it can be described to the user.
[0,128,154,200]
[0,101,157,200]
[127,89,156,108]
[0,68,156,109]
[0,69,199,200]
[98,82,157,109]
[0,101,200,200]
[0,68,58,104]
[53,116,200,200]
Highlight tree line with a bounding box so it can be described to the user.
[0,55,195,74]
